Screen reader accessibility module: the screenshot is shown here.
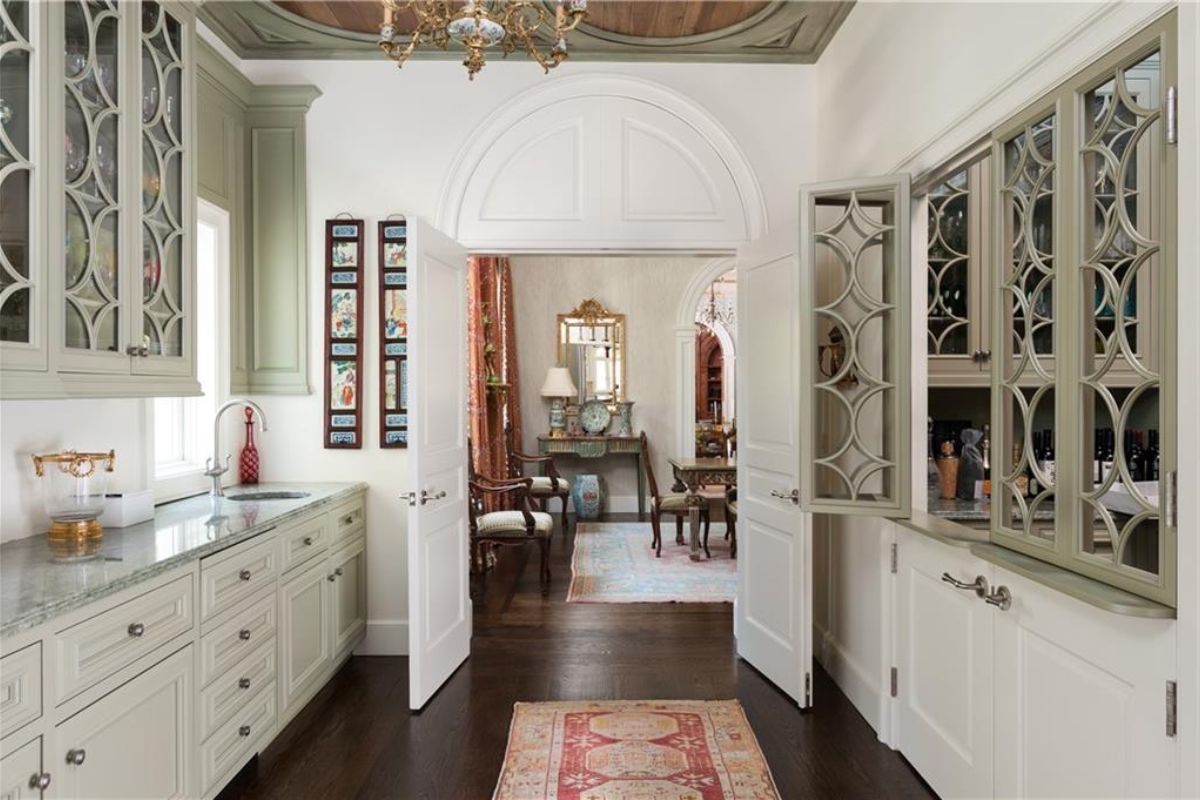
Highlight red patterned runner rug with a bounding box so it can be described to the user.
[492,700,780,800]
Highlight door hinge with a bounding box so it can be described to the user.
[890,667,898,698]
[890,542,898,574]
[804,672,812,706]
[1165,471,1178,528]
[1166,680,1177,737]
[1167,86,1177,145]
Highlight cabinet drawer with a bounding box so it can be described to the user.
[199,640,276,740]
[327,495,365,544]
[0,643,42,740]
[199,590,277,687]
[55,575,193,704]
[279,514,328,574]
[200,536,279,623]
[200,681,275,795]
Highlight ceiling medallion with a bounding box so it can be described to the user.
[378,0,588,80]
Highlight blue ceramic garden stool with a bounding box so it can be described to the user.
[571,474,605,521]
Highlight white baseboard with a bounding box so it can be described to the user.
[815,623,883,737]
[356,619,408,655]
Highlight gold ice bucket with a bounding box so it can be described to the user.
[31,450,115,559]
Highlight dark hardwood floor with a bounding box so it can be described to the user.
[220,514,933,799]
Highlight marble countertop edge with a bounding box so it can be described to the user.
[1,482,368,639]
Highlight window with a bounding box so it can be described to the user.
[152,200,227,499]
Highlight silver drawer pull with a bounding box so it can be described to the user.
[29,772,51,790]
[238,678,251,689]
[238,725,251,737]
[327,573,336,582]
[341,514,355,526]
[984,585,1013,611]
[303,536,314,546]
[66,749,86,766]
[941,572,989,598]
[127,622,145,638]
[238,569,252,581]
[238,628,252,641]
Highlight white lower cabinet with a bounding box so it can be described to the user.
[279,558,333,718]
[330,537,367,657]
[892,524,1177,799]
[0,737,47,800]
[894,530,993,799]
[54,645,194,799]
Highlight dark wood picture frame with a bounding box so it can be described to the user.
[324,218,365,449]
[378,218,409,448]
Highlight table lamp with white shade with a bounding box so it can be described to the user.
[541,367,577,438]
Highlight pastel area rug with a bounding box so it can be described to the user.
[566,522,737,604]
[492,700,781,800]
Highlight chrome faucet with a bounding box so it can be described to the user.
[204,399,269,497]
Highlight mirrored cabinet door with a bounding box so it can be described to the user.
[60,0,127,369]
[0,0,41,367]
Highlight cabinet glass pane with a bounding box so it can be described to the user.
[802,176,910,515]
[63,0,121,353]
[997,114,1057,544]
[1078,50,1163,578]
[140,0,184,358]
[0,0,33,343]
[927,169,970,355]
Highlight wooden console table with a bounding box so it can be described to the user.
[536,435,646,519]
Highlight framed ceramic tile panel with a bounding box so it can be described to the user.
[378,218,409,447]
[325,219,364,448]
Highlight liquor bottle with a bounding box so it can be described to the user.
[981,425,991,497]
[1126,430,1143,483]
[1101,428,1115,483]
[1146,429,1160,481]
[1094,428,1104,484]
[1041,429,1056,488]
[1029,432,1041,496]
[1012,441,1029,497]
[239,406,260,485]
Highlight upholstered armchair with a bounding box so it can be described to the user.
[468,474,553,597]
[640,432,710,558]
[505,426,570,536]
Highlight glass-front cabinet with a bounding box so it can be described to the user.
[0,0,196,397]
[990,14,1176,606]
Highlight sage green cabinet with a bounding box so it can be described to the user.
[0,0,199,398]
[195,39,319,396]
[990,13,1177,606]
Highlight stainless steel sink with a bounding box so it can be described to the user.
[226,491,311,502]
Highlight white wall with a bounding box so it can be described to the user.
[228,50,816,653]
[510,255,710,505]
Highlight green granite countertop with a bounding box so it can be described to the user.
[0,482,366,638]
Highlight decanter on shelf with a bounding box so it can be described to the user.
[239,406,260,484]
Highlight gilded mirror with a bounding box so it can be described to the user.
[557,299,625,404]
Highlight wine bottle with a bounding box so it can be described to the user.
[981,424,992,497]
[1042,429,1056,488]
[1029,432,1042,496]
[1101,428,1115,483]
[1127,430,1143,483]
[1147,429,1160,481]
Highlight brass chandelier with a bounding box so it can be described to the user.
[378,1,589,80]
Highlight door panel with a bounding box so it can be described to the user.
[894,528,993,799]
[735,227,811,706]
[0,737,43,800]
[406,218,470,711]
[331,537,367,656]
[799,175,911,516]
[279,558,331,715]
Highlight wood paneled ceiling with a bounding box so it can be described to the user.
[200,1,854,63]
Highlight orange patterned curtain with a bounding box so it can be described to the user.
[467,256,523,507]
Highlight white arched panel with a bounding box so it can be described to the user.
[440,76,766,252]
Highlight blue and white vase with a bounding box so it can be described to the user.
[612,401,635,437]
[571,474,605,520]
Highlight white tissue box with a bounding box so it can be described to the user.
[100,490,155,528]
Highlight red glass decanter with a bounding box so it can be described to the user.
[239,406,260,484]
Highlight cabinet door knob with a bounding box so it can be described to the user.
[238,568,252,581]
[327,574,336,582]
[238,628,252,641]
[238,678,251,689]
[769,488,800,505]
[127,622,145,638]
[239,725,252,737]
[341,514,355,526]
[334,567,344,577]
[66,749,86,766]
[303,536,314,546]
[984,585,1013,611]
[29,772,51,790]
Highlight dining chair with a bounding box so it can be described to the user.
[468,475,553,598]
[505,425,571,536]
[724,487,738,558]
[640,431,710,557]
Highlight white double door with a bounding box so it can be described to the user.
[404,218,816,711]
